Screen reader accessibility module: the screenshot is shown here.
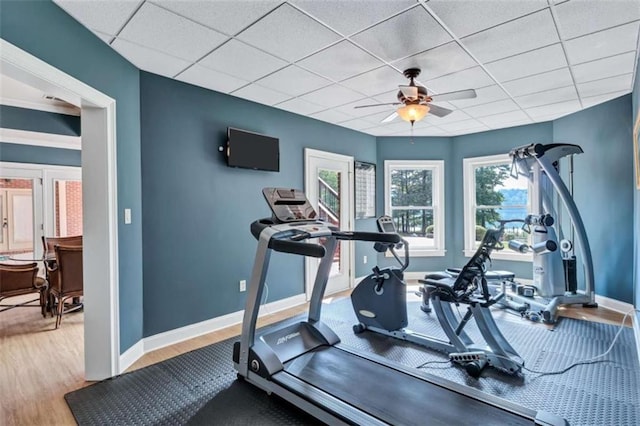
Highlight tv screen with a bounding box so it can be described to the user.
[226,127,279,172]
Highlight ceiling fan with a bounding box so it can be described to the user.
[355,68,477,126]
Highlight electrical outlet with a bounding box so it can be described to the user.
[239,280,247,292]
[363,255,367,264]
[124,208,132,224]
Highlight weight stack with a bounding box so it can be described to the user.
[564,256,577,293]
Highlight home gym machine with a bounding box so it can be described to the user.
[351,216,524,377]
[492,143,597,323]
[234,187,567,426]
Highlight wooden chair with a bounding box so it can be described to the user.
[46,245,83,328]
[0,263,48,317]
[41,235,82,311]
[41,235,83,262]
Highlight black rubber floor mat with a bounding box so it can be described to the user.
[65,299,639,425]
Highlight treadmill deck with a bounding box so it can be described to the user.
[274,346,532,426]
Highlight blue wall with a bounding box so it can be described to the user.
[0,142,80,166]
[553,96,634,302]
[632,55,640,314]
[0,105,80,136]
[140,72,377,336]
[1,0,143,353]
[0,105,81,166]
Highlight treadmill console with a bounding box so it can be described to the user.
[377,215,397,233]
[262,188,318,223]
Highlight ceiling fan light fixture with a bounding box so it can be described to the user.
[397,103,429,123]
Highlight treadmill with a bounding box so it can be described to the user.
[233,188,567,426]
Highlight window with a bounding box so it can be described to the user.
[384,160,445,256]
[463,154,535,261]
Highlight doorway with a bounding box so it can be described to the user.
[304,148,354,298]
[2,39,119,379]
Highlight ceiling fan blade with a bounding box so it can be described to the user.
[428,103,453,118]
[399,85,418,100]
[430,89,477,102]
[381,111,398,123]
[354,102,401,109]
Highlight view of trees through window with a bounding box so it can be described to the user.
[390,169,435,245]
[474,163,529,246]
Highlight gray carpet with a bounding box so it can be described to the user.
[65,298,640,425]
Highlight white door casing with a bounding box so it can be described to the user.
[304,148,354,299]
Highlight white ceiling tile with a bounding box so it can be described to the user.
[54,0,142,35]
[341,66,404,97]
[199,39,287,82]
[553,0,640,40]
[379,121,416,133]
[392,42,478,81]
[448,85,509,108]
[439,118,487,131]
[462,99,520,118]
[502,68,573,97]
[461,9,559,63]
[311,109,354,123]
[297,41,384,82]
[424,110,472,124]
[577,73,633,98]
[112,38,191,78]
[425,66,494,94]
[274,97,325,115]
[362,109,401,124]
[254,65,331,97]
[231,83,291,105]
[299,84,366,108]
[582,90,629,108]
[572,51,637,84]
[177,64,249,93]
[118,2,227,61]
[366,127,403,136]
[339,118,377,131]
[333,98,388,118]
[451,127,492,136]
[408,127,448,136]
[236,3,341,62]
[485,44,567,82]
[426,0,549,38]
[525,99,581,118]
[565,21,640,64]
[93,30,114,44]
[290,0,416,36]
[350,7,453,62]
[515,85,578,108]
[151,0,281,36]
[478,110,531,127]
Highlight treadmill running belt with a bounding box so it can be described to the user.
[282,347,530,426]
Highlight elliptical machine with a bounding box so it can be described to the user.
[351,216,523,378]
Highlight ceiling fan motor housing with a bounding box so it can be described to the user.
[397,85,428,103]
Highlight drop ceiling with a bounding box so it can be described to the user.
[53,0,640,137]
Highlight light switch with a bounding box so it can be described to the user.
[124,208,132,224]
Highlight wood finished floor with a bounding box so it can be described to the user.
[0,291,630,426]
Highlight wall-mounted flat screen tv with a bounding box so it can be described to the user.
[226,127,279,172]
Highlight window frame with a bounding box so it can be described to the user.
[384,160,445,257]
[463,154,536,262]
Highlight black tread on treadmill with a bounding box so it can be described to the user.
[278,347,531,426]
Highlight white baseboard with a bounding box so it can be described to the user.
[119,339,144,373]
[594,294,635,315]
[119,293,307,374]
